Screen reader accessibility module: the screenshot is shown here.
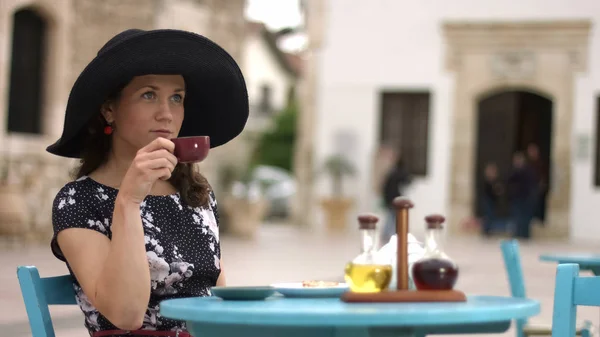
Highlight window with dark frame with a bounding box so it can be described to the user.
[7,8,46,134]
[258,84,273,115]
[379,91,430,176]
[595,95,600,187]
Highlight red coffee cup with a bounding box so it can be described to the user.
[172,136,210,163]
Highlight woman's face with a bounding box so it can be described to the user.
[102,74,186,153]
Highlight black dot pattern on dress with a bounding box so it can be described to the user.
[50,176,221,334]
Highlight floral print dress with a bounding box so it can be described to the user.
[51,176,221,336]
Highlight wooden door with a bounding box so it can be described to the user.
[474,91,519,216]
[516,92,553,185]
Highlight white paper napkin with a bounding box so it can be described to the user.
[376,233,425,290]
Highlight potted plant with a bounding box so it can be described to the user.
[220,164,269,239]
[320,154,356,232]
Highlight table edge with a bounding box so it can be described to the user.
[159,296,541,327]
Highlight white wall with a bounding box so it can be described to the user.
[314,0,600,242]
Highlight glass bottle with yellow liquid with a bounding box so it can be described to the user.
[344,214,393,293]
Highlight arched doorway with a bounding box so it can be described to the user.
[474,90,553,229]
[7,8,47,134]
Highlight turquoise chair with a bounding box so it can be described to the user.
[500,240,591,337]
[551,263,597,337]
[17,265,77,337]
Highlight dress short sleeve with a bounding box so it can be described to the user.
[50,180,113,262]
[209,190,220,226]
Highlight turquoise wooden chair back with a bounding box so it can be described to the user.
[17,265,76,337]
[501,241,592,337]
[552,263,598,337]
[501,239,528,337]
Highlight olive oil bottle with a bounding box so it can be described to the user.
[344,214,392,293]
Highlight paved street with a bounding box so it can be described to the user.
[1,223,599,337]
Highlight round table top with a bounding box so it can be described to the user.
[160,295,540,327]
[539,253,600,265]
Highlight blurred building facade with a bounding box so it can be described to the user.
[302,0,600,242]
[244,21,301,133]
[0,0,301,240]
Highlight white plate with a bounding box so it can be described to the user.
[271,282,349,298]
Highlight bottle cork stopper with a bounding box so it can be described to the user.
[392,197,414,210]
[425,214,445,229]
[357,213,378,230]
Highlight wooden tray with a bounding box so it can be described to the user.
[341,289,467,303]
[343,198,465,304]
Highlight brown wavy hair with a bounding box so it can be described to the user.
[72,81,211,208]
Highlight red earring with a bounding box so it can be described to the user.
[103,124,113,135]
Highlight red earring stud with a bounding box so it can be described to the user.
[103,125,113,135]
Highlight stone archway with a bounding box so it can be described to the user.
[474,89,553,227]
[443,21,591,239]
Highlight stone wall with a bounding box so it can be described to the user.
[0,153,74,241]
[292,0,324,228]
[202,0,246,63]
[70,0,158,85]
[0,0,249,241]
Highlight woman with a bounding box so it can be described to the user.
[47,29,248,336]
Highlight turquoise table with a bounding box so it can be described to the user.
[539,253,600,275]
[160,295,540,337]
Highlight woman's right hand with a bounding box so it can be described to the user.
[119,137,178,204]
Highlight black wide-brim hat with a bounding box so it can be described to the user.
[47,29,249,158]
